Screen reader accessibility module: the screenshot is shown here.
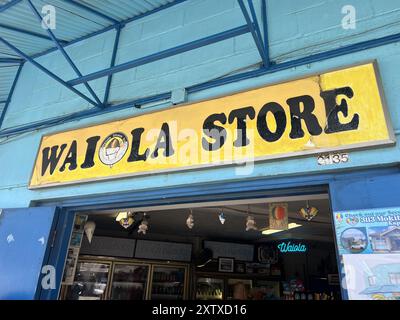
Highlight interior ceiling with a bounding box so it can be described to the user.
[84,196,335,243]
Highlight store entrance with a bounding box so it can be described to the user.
[59,193,342,300]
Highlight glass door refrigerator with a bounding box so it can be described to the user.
[109,263,150,300]
[65,260,111,300]
[149,265,187,300]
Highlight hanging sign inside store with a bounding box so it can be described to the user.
[277,241,307,253]
[29,62,394,188]
[269,203,288,230]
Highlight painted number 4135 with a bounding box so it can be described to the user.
[317,153,349,165]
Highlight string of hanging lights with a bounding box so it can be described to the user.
[111,201,319,235]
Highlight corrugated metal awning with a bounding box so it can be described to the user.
[0,0,183,115]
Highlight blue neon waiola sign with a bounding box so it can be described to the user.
[277,241,307,253]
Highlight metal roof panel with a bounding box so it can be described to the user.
[0,64,19,102]
[0,0,184,125]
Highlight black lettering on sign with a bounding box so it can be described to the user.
[81,136,100,169]
[287,95,323,139]
[60,141,78,172]
[228,106,256,147]
[151,123,175,158]
[128,128,149,162]
[257,102,287,142]
[202,113,227,151]
[41,144,67,176]
[321,86,359,133]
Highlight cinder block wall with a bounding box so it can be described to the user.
[0,0,400,207]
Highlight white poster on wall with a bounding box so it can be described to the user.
[342,254,400,300]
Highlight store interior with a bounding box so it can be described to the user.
[60,194,342,300]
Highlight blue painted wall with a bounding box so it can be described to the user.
[1,0,400,207]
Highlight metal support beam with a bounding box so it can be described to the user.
[0,92,172,137]
[1,0,399,138]
[26,0,102,107]
[189,32,400,93]
[261,0,269,55]
[0,63,23,129]
[103,25,122,106]
[31,0,190,59]
[0,23,67,43]
[247,0,265,50]
[247,0,269,66]
[0,0,22,13]
[0,37,98,107]
[64,0,119,24]
[237,0,268,66]
[68,25,250,86]
[0,58,23,63]
[2,29,400,138]
[0,100,7,104]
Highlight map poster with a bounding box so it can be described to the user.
[333,207,400,300]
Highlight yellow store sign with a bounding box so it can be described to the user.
[29,62,394,188]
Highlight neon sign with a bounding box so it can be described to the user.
[277,241,307,253]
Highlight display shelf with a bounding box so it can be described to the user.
[61,257,189,300]
[195,277,224,300]
[151,294,183,299]
[150,265,187,300]
[72,281,107,284]
[109,263,150,300]
[111,282,145,286]
[112,281,146,284]
[196,294,223,300]
[196,271,282,279]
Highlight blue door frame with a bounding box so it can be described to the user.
[34,166,400,300]
[38,208,75,300]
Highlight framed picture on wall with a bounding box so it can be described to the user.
[218,257,234,273]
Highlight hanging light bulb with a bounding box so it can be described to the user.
[218,210,226,225]
[245,205,257,231]
[186,209,194,229]
[138,213,149,235]
[299,201,319,221]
